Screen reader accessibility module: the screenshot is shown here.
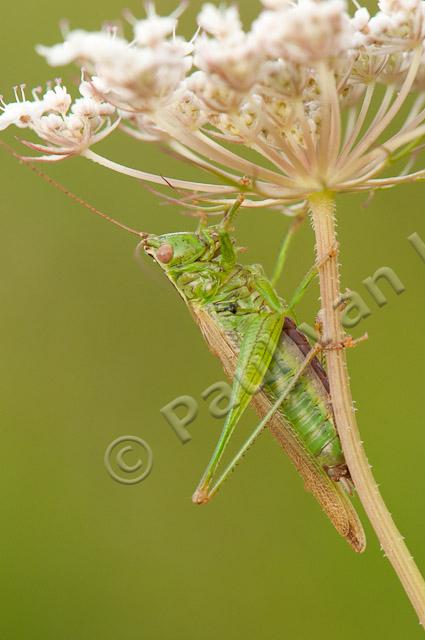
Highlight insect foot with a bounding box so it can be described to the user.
[192,487,210,505]
[323,333,369,351]
[316,242,340,269]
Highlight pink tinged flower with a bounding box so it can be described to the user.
[352,7,371,31]
[0,81,119,162]
[43,85,72,114]
[35,41,77,67]
[38,27,193,114]
[128,2,188,47]
[9,0,425,207]
[195,4,264,93]
[79,78,101,100]
[368,0,425,46]
[197,4,243,40]
[37,113,64,134]
[253,0,355,63]
[260,0,292,8]
[0,100,42,130]
[162,87,208,130]
[186,70,245,112]
[36,31,130,68]
[0,85,45,131]
[133,15,178,47]
[194,33,264,92]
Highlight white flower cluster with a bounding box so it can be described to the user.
[0,81,117,159]
[3,1,425,205]
[36,6,193,113]
[254,0,359,63]
[367,0,425,48]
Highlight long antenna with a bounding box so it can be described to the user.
[0,140,148,239]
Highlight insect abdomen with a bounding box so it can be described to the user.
[264,324,347,480]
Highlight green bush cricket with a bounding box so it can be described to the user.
[141,198,365,553]
[3,149,366,552]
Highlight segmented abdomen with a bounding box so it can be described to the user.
[264,321,346,472]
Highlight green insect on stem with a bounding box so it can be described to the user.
[2,151,364,550]
[145,223,355,510]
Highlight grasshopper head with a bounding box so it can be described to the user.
[144,232,208,269]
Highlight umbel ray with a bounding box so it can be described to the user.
[4,145,366,553]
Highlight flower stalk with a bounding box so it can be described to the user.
[309,191,425,627]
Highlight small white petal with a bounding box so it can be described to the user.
[133,15,177,46]
[43,85,72,114]
[260,0,292,8]
[71,97,100,117]
[0,100,45,130]
[352,7,370,31]
[36,42,77,66]
[197,4,242,39]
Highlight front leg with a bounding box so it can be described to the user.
[288,242,339,313]
[271,209,307,287]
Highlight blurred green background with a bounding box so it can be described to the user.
[1,1,425,638]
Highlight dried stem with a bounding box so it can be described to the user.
[309,191,425,627]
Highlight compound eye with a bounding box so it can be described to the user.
[156,243,174,264]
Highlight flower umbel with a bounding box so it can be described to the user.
[0,79,118,161]
[4,1,425,206]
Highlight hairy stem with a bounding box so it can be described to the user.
[309,191,425,627]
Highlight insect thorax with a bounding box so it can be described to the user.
[171,260,271,316]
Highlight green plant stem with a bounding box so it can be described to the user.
[309,191,425,627]
[271,211,306,286]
